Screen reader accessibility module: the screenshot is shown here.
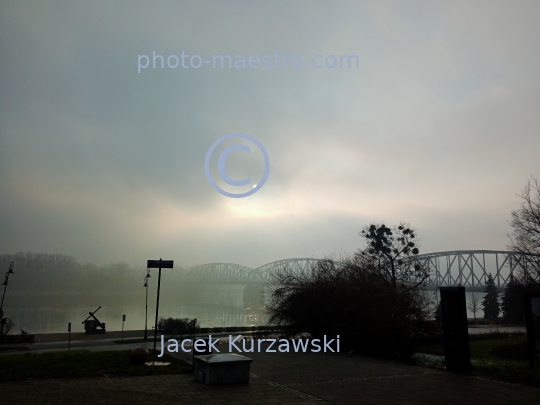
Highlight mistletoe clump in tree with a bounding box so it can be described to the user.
[356,223,429,291]
[482,273,500,320]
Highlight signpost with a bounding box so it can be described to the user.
[147,259,174,357]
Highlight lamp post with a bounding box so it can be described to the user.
[143,270,151,340]
[0,262,15,311]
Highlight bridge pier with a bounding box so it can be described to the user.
[243,284,265,310]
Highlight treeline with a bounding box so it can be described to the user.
[0,252,190,295]
[495,275,539,324]
[463,273,540,325]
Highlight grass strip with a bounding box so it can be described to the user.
[417,336,540,388]
[0,350,191,381]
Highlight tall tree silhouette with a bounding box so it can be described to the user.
[501,277,526,324]
[482,273,500,320]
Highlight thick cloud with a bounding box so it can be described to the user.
[1,1,539,268]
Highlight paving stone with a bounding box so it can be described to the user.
[2,348,540,404]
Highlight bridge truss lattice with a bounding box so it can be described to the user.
[183,250,539,288]
[407,250,539,288]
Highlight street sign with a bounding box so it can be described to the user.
[147,260,174,269]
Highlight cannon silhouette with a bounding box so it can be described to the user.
[82,306,106,334]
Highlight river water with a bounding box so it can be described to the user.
[2,291,267,335]
[2,290,489,335]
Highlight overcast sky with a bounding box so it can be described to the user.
[1,1,539,269]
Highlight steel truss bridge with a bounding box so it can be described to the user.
[172,250,539,289]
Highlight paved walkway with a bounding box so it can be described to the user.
[2,344,539,404]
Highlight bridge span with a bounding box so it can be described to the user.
[170,250,539,289]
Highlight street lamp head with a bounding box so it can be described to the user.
[2,280,7,286]
[143,281,148,287]
[8,262,14,274]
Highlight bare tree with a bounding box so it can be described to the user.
[508,177,540,285]
[266,257,434,358]
[467,292,481,324]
